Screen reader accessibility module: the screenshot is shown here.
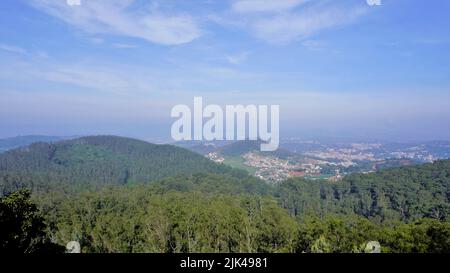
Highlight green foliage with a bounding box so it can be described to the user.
[218,140,294,159]
[35,186,450,253]
[39,188,297,253]
[380,219,450,253]
[1,136,449,253]
[296,215,381,253]
[276,159,450,222]
[295,215,450,253]
[150,173,272,196]
[218,141,262,157]
[0,189,63,253]
[0,136,236,194]
[222,155,258,174]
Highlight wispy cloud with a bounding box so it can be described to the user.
[231,0,309,13]
[247,5,367,44]
[90,37,105,45]
[226,51,249,64]
[28,0,368,46]
[32,64,161,95]
[30,0,202,45]
[36,51,49,58]
[0,59,157,96]
[212,1,368,44]
[112,43,140,49]
[0,44,27,54]
[414,38,446,45]
[302,40,326,51]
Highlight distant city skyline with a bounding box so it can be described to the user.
[1,0,450,141]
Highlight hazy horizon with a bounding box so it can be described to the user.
[1,0,450,142]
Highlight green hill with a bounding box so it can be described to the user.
[1,136,450,253]
[1,135,449,223]
[218,140,295,159]
[0,136,238,193]
[218,140,262,156]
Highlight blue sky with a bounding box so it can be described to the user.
[1,0,450,142]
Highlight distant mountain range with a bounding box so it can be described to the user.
[0,135,77,153]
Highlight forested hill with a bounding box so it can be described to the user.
[276,159,450,222]
[1,135,449,222]
[218,140,294,158]
[29,160,450,253]
[218,140,262,156]
[0,136,237,193]
[1,138,449,253]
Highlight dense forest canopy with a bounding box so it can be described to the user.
[276,159,450,222]
[217,140,294,159]
[0,136,238,194]
[0,136,449,253]
[10,185,449,253]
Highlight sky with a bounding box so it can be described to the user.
[0,0,450,142]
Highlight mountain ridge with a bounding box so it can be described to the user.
[0,135,243,194]
[0,135,77,153]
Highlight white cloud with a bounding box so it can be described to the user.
[226,51,249,64]
[30,0,202,45]
[36,51,49,58]
[212,1,368,44]
[232,0,308,13]
[0,57,267,98]
[28,1,369,46]
[0,44,27,54]
[302,40,326,51]
[33,64,158,95]
[113,43,139,49]
[248,5,367,44]
[0,60,157,96]
[90,37,104,44]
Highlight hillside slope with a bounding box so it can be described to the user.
[0,136,237,193]
[276,159,450,222]
[1,135,449,222]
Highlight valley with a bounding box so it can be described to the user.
[1,135,449,253]
[186,139,450,183]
